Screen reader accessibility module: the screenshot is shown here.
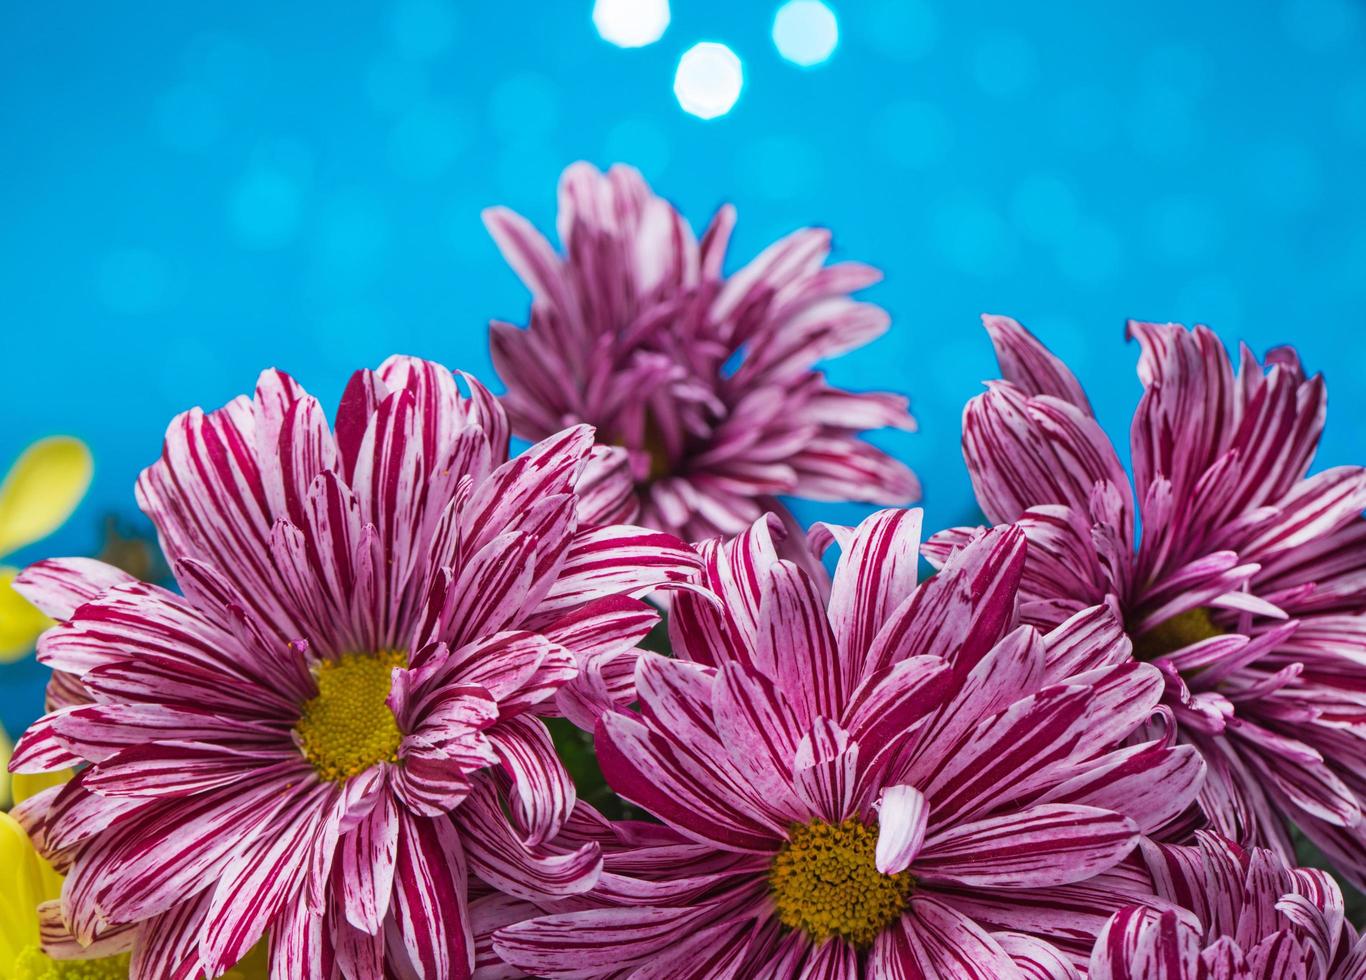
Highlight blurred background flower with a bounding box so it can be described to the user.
[0,438,92,663]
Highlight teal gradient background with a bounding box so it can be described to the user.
[3,0,1365,732]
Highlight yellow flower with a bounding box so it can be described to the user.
[0,775,268,978]
[0,726,11,811]
[0,437,93,662]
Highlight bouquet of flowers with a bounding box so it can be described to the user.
[2,164,1363,979]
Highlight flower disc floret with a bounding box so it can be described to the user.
[771,818,912,949]
[14,948,130,980]
[296,649,406,782]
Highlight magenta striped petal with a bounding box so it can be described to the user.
[870,524,1026,677]
[62,767,302,943]
[487,715,576,847]
[130,889,218,980]
[199,780,334,973]
[457,780,601,902]
[81,739,297,798]
[12,557,136,619]
[756,559,844,724]
[1039,740,1205,837]
[711,663,807,822]
[840,654,954,764]
[994,931,1083,980]
[339,789,398,936]
[963,383,1131,530]
[909,684,1092,826]
[1088,906,1202,980]
[982,315,1091,412]
[388,810,472,980]
[825,508,924,665]
[536,523,703,615]
[596,711,779,853]
[493,904,728,977]
[870,895,1020,979]
[791,719,859,822]
[668,515,782,668]
[268,890,336,980]
[916,804,1139,889]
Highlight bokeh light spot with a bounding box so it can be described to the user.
[674,43,744,120]
[972,34,1038,98]
[97,250,171,315]
[871,100,951,169]
[593,0,670,48]
[773,1,839,68]
[389,0,457,60]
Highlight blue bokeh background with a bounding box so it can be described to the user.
[3,0,1365,733]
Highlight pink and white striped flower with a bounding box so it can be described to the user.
[929,317,1366,886]
[484,162,919,550]
[1090,832,1366,980]
[7,358,700,979]
[494,510,1203,977]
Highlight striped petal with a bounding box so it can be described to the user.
[388,810,473,980]
[916,804,1139,888]
[982,315,1092,412]
[1088,906,1202,980]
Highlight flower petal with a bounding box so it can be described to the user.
[917,804,1139,889]
[875,784,929,875]
[0,436,92,556]
[1087,905,1202,980]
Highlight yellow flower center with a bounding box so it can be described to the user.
[14,946,130,980]
[1132,607,1224,661]
[295,650,406,782]
[770,818,913,949]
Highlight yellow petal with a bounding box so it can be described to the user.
[0,724,10,810]
[0,812,44,970]
[10,768,73,905]
[0,566,52,662]
[11,766,72,808]
[0,436,93,557]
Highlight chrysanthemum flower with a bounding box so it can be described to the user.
[928,317,1366,885]
[494,509,1203,976]
[484,162,919,550]
[7,358,700,979]
[1089,832,1366,980]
